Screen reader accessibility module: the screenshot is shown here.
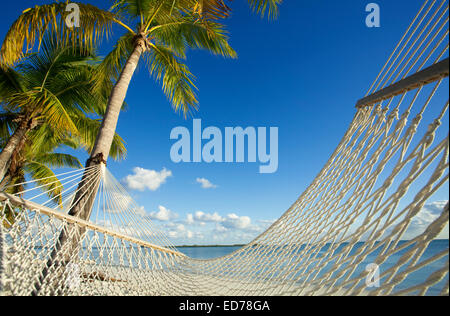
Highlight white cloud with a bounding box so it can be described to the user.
[185,211,272,233]
[214,224,228,233]
[186,213,195,225]
[222,213,252,230]
[194,211,223,223]
[148,205,178,221]
[176,224,186,231]
[404,200,448,240]
[196,177,217,189]
[124,167,172,191]
[173,211,277,244]
[135,206,147,217]
[165,222,200,240]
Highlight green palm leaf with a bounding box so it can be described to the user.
[24,161,64,206]
[93,33,135,92]
[33,153,82,169]
[146,43,199,116]
[149,17,237,58]
[0,2,115,67]
[248,0,282,19]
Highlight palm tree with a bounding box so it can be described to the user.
[0,113,82,196]
[0,112,126,200]
[0,0,282,221]
[0,36,126,186]
[0,38,126,231]
[0,114,84,208]
[0,0,280,67]
[3,0,236,222]
[0,111,83,227]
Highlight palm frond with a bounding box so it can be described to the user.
[33,152,82,169]
[248,0,282,19]
[150,17,236,58]
[0,112,18,141]
[193,0,231,21]
[24,161,63,206]
[0,2,115,67]
[146,43,198,117]
[17,36,97,86]
[0,67,25,100]
[192,0,281,20]
[112,0,184,22]
[93,33,135,90]
[25,122,68,155]
[3,169,25,196]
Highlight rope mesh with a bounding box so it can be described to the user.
[0,0,448,296]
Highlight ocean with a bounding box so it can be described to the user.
[177,239,449,296]
[32,239,449,295]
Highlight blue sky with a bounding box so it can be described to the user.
[1,0,448,245]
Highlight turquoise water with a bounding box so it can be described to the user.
[177,246,243,259]
[33,240,448,295]
[177,240,449,296]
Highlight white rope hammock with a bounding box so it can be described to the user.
[0,0,449,296]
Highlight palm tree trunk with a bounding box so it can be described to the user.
[91,42,146,163]
[71,40,145,219]
[0,120,30,183]
[0,175,10,190]
[32,41,145,296]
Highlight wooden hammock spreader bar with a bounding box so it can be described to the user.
[0,192,186,258]
[356,58,449,108]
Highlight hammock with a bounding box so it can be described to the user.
[0,0,449,296]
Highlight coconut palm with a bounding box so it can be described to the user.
[0,112,85,227]
[2,0,236,221]
[0,114,82,197]
[0,112,126,201]
[0,0,282,221]
[0,36,126,185]
[0,0,280,68]
[0,37,126,230]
